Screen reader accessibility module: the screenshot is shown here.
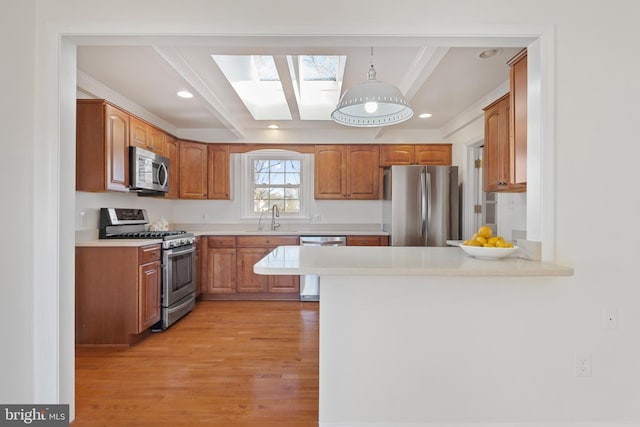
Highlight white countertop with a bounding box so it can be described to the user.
[191,229,388,237]
[76,239,162,247]
[254,245,573,277]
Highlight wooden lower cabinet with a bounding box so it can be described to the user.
[236,248,270,293]
[138,259,161,331]
[201,236,236,295]
[200,235,299,300]
[76,244,161,346]
[346,235,389,246]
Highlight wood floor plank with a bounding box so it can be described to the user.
[73,301,319,426]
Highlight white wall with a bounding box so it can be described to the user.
[0,0,35,403]
[4,0,638,424]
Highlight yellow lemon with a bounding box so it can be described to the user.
[477,226,492,239]
[475,236,487,245]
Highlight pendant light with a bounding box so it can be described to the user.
[331,47,413,127]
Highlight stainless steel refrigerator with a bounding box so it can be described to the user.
[382,165,459,246]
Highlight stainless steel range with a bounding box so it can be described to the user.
[99,208,196,330]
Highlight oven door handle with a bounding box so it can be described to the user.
[164,245,195,257]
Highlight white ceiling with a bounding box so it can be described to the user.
[75,35,525,143]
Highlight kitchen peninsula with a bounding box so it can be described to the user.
[255,246,572,426]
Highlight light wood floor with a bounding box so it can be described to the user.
[73,301,319,426]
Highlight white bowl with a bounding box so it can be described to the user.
[459,244,519,260]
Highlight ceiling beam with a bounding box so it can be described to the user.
[153,46,247,139]
[273,55,301,121]
[400,46,450,101]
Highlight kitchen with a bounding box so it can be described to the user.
[2,3,637,422]
[72,44,526,327]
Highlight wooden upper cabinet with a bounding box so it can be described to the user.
[129,116,148,150]
[483,94,511,192]
[207,144,230,199]
[314,144,379,199]
[314,145,347,199]
[130,116,166,155]
[164,135,179,199]
[379,145,415,166]
[414,145,452,165]
[179,140,208,199]
[148,126,166,155]
[379,144,452,167]
[347,145,379,199]
[508,48,527,188]
[483,48,527,193]
[76,100,129,192]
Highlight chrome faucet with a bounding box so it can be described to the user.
[270,204,280,231]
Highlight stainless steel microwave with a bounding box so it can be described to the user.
[129,146,170,194]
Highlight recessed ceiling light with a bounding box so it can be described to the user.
[177,90,194,99]
[267,124,279,129]
[477,49,502,59]
[418,113,432,119]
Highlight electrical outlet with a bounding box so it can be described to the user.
[603,308,619,329]
[575,353,592,377]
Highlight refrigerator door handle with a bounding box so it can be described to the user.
[420,170,428,239]
[426,171,433,232]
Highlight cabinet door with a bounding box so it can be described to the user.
[129,116,149,150]
[509,49,527,188]
[138,260,161,332]
[236,248,269,293]
[179,140,208,199]
[414,145,452,166]
[314,145,347,199]
[165,135,179,199]
[203,248,236,294]
[104,104,130,192]
[208,144,230,199]
[148,126,166,155]
[269,274,299,293]
[347,145,379,199]
[483,94,510,192]
[379,145,414,166]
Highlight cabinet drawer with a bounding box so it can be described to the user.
[346,235,389,246]
[139,244,161,264]
[236,235,299,248]
[207,236,237,248]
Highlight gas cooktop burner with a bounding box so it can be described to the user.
[98,208,195,247]
[106,230,187,239]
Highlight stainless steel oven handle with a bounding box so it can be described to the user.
[167,293,196,314]
[164,245,195,257]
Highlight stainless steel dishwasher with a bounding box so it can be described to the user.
[299,235,346,301]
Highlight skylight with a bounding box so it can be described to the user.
[212,54,346,122]
[212,55,291,120]
[289,55,346,120]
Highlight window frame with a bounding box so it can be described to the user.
[241,149,311,219]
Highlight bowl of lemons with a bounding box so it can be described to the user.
[459,226,518,260]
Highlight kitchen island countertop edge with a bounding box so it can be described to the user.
[254,245,573,277]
